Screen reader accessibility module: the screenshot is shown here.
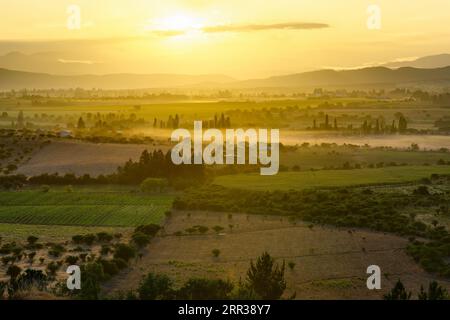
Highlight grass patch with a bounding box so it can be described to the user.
[214,166,450,191]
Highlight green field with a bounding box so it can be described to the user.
[0,190,174,227]
[214,165,450,191]
[280,147,450,169]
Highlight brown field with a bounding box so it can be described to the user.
[103,211,450,300]
[16,140,169,176]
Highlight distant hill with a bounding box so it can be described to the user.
[383,54,450,69]
[1,66,450,90]
[232,66,450,89]
[0,68,235,90]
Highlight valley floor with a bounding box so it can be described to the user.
[102,211,450,300]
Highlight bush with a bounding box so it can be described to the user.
[134,224,161,237]
[27,236,39,245]
[213,226,224,234]
[288,262,296,270]
[132,232,151,248]
[79,262,104,299]
[138,273,173,300]
[113,244,136,262]
[46,262,59,275]
[112,258,128,270]
[212,249,221,258]
[72,235,84,244]
[140,178,169,193]
[177,278,234,300]
[96,232,113,243]
[98,259,119,278]
[6,265,22,280]
[83,234,96,246]
[65,255,79,265]
[48,244,65,257]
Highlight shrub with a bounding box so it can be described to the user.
[140,178,169,193]
[27,236,39,245]
[97,232,113,243]
[288,262,296,270]
[212,249,221,258]
[65,255,79,265]
[6,265,22,280]
[135,224,161,237]
[113,244,136,262]
[132,232,151,248]
[213,226,224,234]
[177,278,234,300]
[138,273,173,300]
[72,235,84,244]
[83,234,96,246]
[48,244,65,257]
[112,258,128,270]
[98,259,119,278]
[46,262,59,275]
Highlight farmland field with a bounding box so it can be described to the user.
[16,140,167,176]
[0,189,174,227]
[214,166,450,191]
[103,211,450,299]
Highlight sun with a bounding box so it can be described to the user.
[147,13,206,35]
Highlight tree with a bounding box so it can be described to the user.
[17,111,24,128]
[246,252,286,300]
[383,280,412,300]
[77,117,86,129]
[398,115,408,133]
[138,273,173,300]
[418,281,448,300]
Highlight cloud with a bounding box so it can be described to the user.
[58,59,98,65]
[147,22,329,37]
[203,22,329,33]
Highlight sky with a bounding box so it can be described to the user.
[0,0,449,78]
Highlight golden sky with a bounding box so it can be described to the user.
[1,0,450,77]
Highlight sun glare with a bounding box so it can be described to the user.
[147,13,206,36]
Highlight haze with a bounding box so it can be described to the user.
[1,0,450,77]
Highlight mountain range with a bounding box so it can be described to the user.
[1,53,450,90]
